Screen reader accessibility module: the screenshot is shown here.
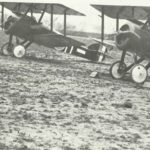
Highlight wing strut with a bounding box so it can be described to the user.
[38,4,47,23]
[30,5,33,17]
[116,13,119,31]
[13,3,21,11]
[101,7,105,43]
[1,3,4,30]
[132,7,135,18]
[116,7,125,31]
[23,6,31,16]
[64,9,67,37]
[50,4,53,31]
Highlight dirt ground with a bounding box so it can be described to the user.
[0,32,150,150]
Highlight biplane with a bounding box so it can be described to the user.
[0,1,107,63]
[91,3,150,84]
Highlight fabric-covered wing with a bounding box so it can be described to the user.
[32,3,85,16]
[1,2,84,16]
[92,5,150,20]
[1,2,31,13]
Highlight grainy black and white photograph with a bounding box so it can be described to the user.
[0,0,150,149]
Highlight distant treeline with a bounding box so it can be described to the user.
[59,30,115,40]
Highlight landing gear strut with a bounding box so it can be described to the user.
[1,35,14,56]
[110,49,148,84]
[1,36,31,58]
[110,50,127,79]
[110,61,126,79]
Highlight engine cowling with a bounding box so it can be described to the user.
[4,16,18,32]
[115,23,150,58]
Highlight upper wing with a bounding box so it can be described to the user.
[1,2,85,16]
[1,3,31,13]
[91,4,150,20]
[35,3,85,16]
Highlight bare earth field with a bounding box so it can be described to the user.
[0,32,150,150]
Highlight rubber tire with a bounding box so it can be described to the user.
[110,61,126,79]
[1,42,14,56]
[13,45,26,58]
[131,64,148,84]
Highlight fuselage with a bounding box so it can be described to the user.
[4,15,84,48]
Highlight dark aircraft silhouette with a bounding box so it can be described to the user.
[3,15,84,55]
[0,3,85,58]
[0,2,108,63]
[92,4,150,84]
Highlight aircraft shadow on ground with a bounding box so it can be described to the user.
[98,72,133,83]
[98,72,150,89]
[24,55,67,65]
[4,54,150,88]
[25,55,150,85]
[74,59,111,66]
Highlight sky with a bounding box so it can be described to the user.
[44,0,127,33]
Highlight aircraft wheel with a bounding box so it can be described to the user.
[13,45,26,58]
[1,42,14,56]
[110,61,126,79]
[54,47,66,51]
[131,64,147,84]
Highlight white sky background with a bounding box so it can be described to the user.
[2,0,150,33]
[58,0,150,33]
